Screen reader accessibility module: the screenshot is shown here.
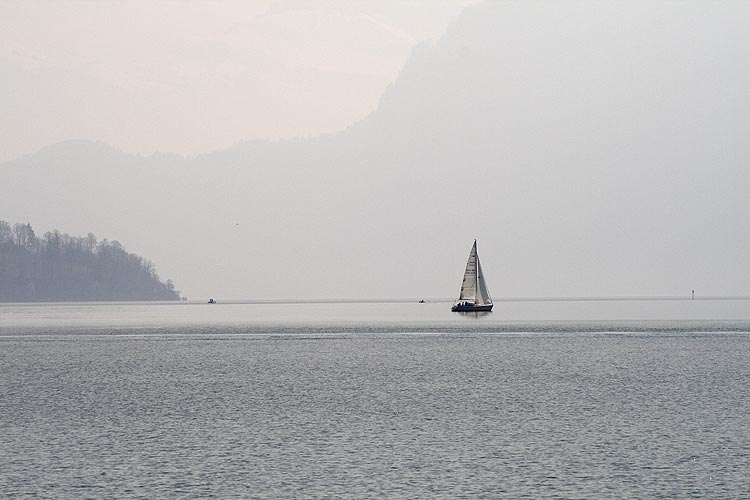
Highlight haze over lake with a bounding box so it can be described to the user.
[2,1,749,301]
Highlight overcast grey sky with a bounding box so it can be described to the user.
[0,0,475,162]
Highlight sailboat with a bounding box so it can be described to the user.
[451,240,493,312]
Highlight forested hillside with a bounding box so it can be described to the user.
[0,221,178,302]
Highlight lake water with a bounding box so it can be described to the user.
[2,299,750,498]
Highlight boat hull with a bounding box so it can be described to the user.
[451,303,493,312]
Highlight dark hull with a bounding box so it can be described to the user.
[451,303,493,312]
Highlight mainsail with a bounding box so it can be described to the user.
[457,240,492,306]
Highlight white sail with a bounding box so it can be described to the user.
[476,253,492,306]
[458,241,478,302]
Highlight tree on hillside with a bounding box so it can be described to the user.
[0,220,179,302]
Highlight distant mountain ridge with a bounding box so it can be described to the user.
[2,1,749,299]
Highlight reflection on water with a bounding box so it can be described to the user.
[453,310,493,319]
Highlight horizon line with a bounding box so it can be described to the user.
[4,295,749,306]
[183,295,750,305]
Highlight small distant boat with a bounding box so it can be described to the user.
[451,240,493,312]
[419,299,426,303]
[208,298,216,304]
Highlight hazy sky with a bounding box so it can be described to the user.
[0,0,475,162]
[3,1,749,301]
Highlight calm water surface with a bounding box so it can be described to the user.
[2,300,750,498]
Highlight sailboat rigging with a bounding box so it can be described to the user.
[451,240,493,312]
